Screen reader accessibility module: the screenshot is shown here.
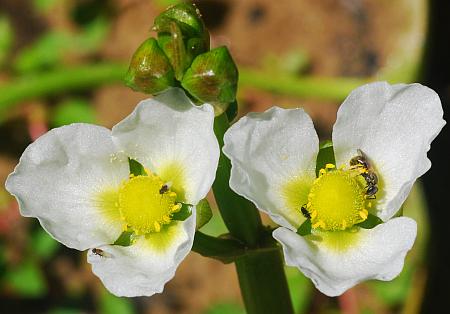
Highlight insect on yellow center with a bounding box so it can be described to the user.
[118,173,181,234]
[305,164,369,231]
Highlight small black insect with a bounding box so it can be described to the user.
[301,204,311,219]
[92,248,105,257]
[350,149,379,198]
[159,184,169,194]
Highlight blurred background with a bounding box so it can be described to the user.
[0,0,448,313]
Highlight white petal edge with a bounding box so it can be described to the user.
[223,107,318,230]
[273,217,417,296]
[5,124,128,250]
[112,88,219,205]
[87,207,196,297]
[332,82,445,220]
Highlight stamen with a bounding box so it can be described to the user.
[306,165,369,231]
[118,174,178,234]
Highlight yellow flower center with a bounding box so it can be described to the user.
[305,164,369,231]
[118,173,181,234]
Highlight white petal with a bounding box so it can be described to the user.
[273,217,417,296]
[112,88,219,205]
[223,107,318,230]
[5,124,128,250]
[87,209,195,297]
[333,82,445,220]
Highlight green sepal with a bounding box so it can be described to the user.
[296,219,312,236]
[394,206,404,218]
[225,100,238,122]
[125,37,175,94]
[113,231,134,246]
[128,158,147,176]
[181,46,238,115]
[315,140,336,177]
[171,203,192,221]
[357,213,384,229]
[157,22,190,80]
[153,3,209,43]
[196,198,213,229]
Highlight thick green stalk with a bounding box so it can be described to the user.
[236,249,294,314]
[212,112,294,314]
[212,113,262,246]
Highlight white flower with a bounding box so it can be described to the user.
[223,82,445,296]
[5,88,219,297]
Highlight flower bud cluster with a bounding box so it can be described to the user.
[125,3,237,115]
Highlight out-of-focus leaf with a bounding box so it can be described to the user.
[33,0,59,12]
[286,267,312,314]
[263,49,310,76]
[370,263,413,306]
[14,32,72,73]
[47,308,84,314]
[30,228,60,260]
[75,17,110,52]
[14,18,109,73]
[51,99,96,126]
[204,302,245,314]
[5,261,47,297]
[0,15,13,67]
[99,289,135,314]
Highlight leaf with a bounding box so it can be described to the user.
[315,140,335,177]
[171,203,192,221]
[128,158,147,176]
[296,219,312,236]
[196,198,213,229]
[357,213,383,229]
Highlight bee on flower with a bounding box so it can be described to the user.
[223,82,445,296]
[5,88,219,297]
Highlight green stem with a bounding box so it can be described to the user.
[212,112,294,314]
[212,113,262,246]
[235,248,294,314]
[239,68,368,101]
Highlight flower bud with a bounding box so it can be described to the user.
[153,3,209,46]
[156,21,190,81]
[153,4,210,80]
[125,38,175,94]
[181,46,238,115]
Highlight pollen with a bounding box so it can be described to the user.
[118,174,178,234]
[307,165,368,231]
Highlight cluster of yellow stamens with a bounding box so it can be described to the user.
[303,164,370,231]
[118,170,181,234]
